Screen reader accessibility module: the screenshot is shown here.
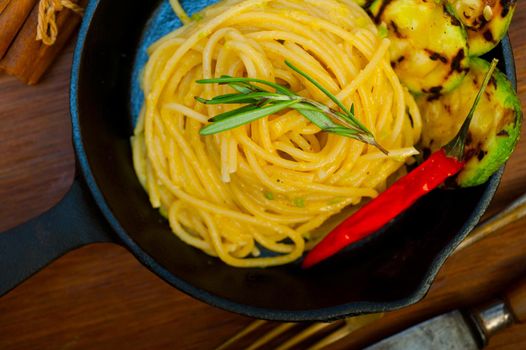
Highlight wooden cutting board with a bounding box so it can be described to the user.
[0,3,525,349]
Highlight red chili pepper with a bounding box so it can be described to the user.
[302,59,499,269]
[302,149,463,268]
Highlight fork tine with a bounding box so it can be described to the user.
[308,324,353,350]
[246,323,296,350]
[308,313,384,350]
[456,194,526,252]
[215,319,267,350]
[275,321,338,350]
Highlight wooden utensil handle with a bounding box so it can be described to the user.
[505,278,526,323]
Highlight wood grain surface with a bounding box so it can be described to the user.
[0,3,525,349]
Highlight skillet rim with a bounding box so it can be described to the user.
[69,0,511,321]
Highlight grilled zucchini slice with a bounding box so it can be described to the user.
[448,0,517,56]
[417,57,522,187]
[351,0,368,6]
[368,0,470,94]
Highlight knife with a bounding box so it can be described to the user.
[365,277,526,349]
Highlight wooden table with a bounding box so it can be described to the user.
[1,4,525,349]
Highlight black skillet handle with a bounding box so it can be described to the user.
[0,178,117,296]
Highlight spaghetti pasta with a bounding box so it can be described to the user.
[132,0,422,267]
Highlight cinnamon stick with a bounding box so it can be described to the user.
[0,0,10,13]
[0,0,86,85]
[0,0,39,59]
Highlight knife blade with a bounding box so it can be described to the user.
[365,277,526,350]
[365,310,479,350]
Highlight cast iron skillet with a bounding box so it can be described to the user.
[0,0,517,322]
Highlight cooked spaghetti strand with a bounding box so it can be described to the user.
[132,0,421,267]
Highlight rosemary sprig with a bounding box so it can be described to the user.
[195,61,388,154]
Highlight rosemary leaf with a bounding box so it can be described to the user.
[336,104,357,125]
[325,126,362,136]
[228,83,255,94]
[285,61,369,132]
[200,100,300,135]
[285,60,352,115]
[197,76,294,96]
[295,109,339,130]
[291,102,320,112]
[201,92,293,105]
[298,99,357,130]
[209,93,243,100]
[194,96,210,104]
[209,105,260,122]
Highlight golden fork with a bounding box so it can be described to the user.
[216,192,526,350]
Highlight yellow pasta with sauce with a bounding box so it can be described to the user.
[132,0,422,267]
